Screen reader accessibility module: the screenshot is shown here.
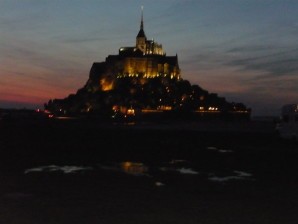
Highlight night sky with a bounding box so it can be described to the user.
[1,0,298,116]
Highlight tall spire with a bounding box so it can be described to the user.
[140,6,144,30]
[137,5,146,38]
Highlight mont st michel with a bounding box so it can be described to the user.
[45,10,250,120]
[1,3,298,224]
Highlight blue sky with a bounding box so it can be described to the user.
[1,0,298,115]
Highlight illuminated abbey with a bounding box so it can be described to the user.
[116,9,180,79]
[45,9,251,120]
[86,9,181,92]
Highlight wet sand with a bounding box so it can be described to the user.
[0,119,297,224]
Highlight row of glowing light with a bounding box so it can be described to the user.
[201,107,218,111]
[116,73,177,79]
[37,105,248,118]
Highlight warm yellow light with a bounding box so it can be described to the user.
[141,109,163,113]
[159,105,172,111]
[100,78,114,91]
[127,108,135,116]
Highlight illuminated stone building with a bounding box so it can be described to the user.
[45,9,251,120]
[86,9,181,92]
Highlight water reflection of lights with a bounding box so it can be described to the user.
[121,162,148,175]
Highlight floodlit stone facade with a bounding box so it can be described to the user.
[87,9,181,92]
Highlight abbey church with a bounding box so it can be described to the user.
[86,10,181,92]
[116,9,180,79]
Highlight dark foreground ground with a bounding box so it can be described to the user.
[0,119,298,224]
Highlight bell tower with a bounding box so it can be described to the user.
[136,6,147,53]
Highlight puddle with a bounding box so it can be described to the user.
[24,165,92,174]
[207,146,217,150]
[208,170,253,182]
[207,146,233,153]
[177,168,199,175]
[234,170,252,177]
[155,181,165,187]
[218,149,233,153]
[160,167,199,175]
[159,159,198,175]
[208,176,244,182]
[169,159,188,164]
